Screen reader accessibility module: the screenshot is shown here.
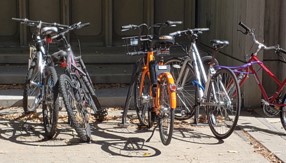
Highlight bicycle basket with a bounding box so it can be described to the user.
[122,36,147,56]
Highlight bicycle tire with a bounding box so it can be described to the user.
[59,74,91,142]
[165,58,196,120]
[134,71,152,126]
[158,74,175,146]
[280,94,286,131]
[207,67,241,139]
[23,59,41,114]
[42,66,59,139]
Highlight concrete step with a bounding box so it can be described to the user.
[0,87,133,108]
[0,64,135,84]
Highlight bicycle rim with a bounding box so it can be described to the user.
[59,74,91,142]
[165,58,196,120]
[42,66,59,139]
[134,71,152,126]
[158,76,174,146]
[207,68,241,139]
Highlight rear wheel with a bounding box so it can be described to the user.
[280,94,286,130]
[158,75,174,146]
[42,66,59,139]
[59,74,91,142]
[207,68,241,139]
[165,58,196,120]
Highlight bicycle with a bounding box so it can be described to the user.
[165,28,241,139]
[49,22,107,142]
[12,18,68,139]
[217,22,286,131]
[121,21,181,145]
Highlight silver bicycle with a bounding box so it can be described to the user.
[166,28,241,139]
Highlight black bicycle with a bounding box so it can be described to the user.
[12,18,68,139]
[49,22,107,142]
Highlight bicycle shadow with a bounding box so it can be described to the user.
[0,107,162,157]
[90,121,161,157]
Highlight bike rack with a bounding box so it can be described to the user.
[117,62,138,128]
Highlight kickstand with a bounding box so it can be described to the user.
[145,124,158,143]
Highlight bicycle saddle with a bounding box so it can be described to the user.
[152,35,175,45]
[41,26,58,36]
[211,40,229,49]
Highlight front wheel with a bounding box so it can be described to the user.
[59,74,91,142]
[165,58,196,120]
[42,66,59,139]
[207,68,241,139]
[158,75,175,146]
[280,94,286,130]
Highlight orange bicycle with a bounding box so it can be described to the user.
[121,21,181,145]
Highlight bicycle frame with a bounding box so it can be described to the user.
[139,51,176,113]
[179,42,231,106]
[222,54,286,107]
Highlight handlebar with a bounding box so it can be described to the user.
[51,22,90,40]
[121,23,148,32]
[12,17,69,28]
[169,28,209,37]
[238,21,286,55]
[238,21,251,34]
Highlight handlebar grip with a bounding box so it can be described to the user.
[169,31,181,36]
[121,24,136,31]
[166,21,183,26]
[78,22,90,29]
[12,17,28,22]
[238,21,251,33]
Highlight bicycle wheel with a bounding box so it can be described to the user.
[134,71,152,126]
[158,75,175,146]
[42,66,59,139]
[165,58,196,120]
[59,74,91,142]
[280,94,286,130]
[23,59,41,114]
[207,68,241,139]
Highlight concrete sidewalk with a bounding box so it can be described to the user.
[0,88,285,162]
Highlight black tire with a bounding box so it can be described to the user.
[280,94,286,130]
[23,60,41,114]
[207,68,241,139]
[134,71,152,126]
[59,74,91,142]
[165,58,196,120]
[42,66,59,139]
[158,75,174,146]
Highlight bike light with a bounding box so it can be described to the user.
[169,84,176,92]
[60,60,67,68]
[46,36,52,44]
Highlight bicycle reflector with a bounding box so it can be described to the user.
[46,36,52,44]
[169,84,176,92]
[60,59,67,68]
